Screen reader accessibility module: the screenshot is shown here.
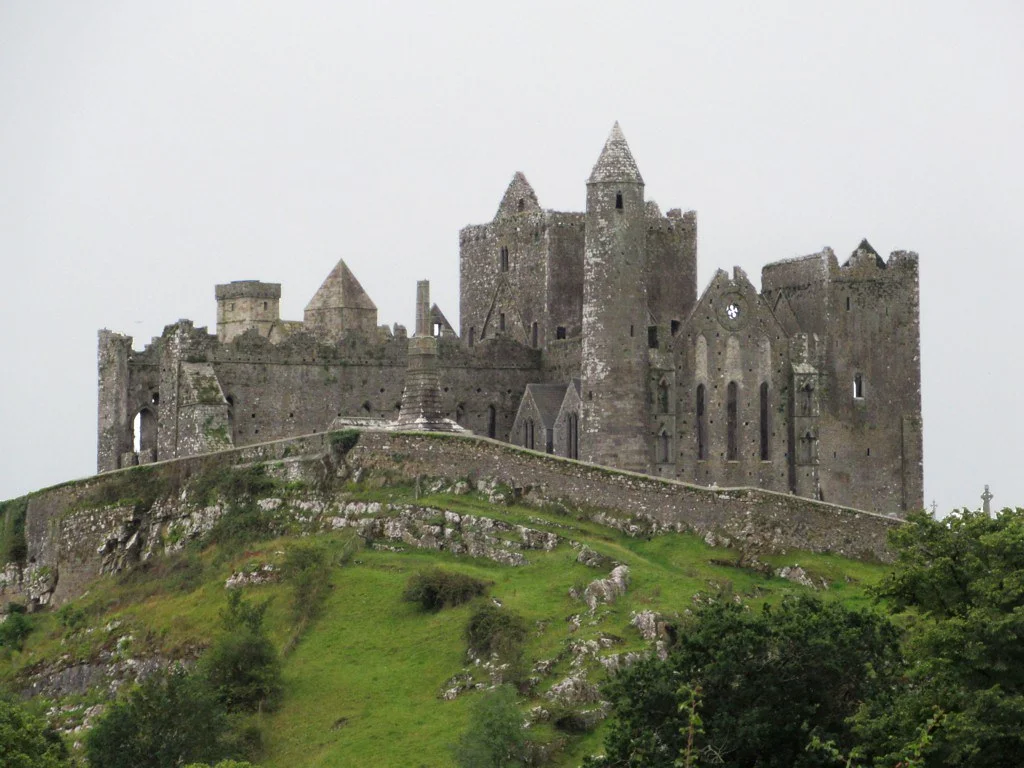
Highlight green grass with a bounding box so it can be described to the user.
[0,489,891,767]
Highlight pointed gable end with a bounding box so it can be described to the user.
[495,172,541,220]
[588,121,644,185]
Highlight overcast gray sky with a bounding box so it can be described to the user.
[1,1,1021,514]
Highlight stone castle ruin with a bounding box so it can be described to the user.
[98,123,922,515]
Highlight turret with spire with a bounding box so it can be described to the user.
[579,122,651,472]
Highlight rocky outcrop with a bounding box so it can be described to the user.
[581,565,630,612]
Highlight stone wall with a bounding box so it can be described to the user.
[3,428,901,610]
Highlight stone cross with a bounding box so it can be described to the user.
[930,500,938,517]
[982,485,993,516]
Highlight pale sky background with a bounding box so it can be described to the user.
[1,1,1022,514]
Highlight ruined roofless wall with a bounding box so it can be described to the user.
[8,429,901,607]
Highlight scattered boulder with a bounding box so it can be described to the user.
[582,565,630,611]
[546,675,601,706]
[775,565,828,590]
[576,546,611,569]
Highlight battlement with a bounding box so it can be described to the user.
[214,280,282,301]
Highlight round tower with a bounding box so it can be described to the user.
[580,122,650,472]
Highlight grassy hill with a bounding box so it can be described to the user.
[0,480,889,767]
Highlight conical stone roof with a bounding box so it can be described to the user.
[588,121,644,185]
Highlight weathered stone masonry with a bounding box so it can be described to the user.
[96,122,922,516]
[5,429,901,609]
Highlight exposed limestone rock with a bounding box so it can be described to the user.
[546,675,601,706]
[630,610,661,641]
[225,564,278,589]
[775,564,828,590]
[576,546,611,569]
[582,565,630,611]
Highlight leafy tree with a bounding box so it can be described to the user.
[0,696,68,768]
[592,595,901,768]
[201,590,282,712]
[85,668,231,768]
[854,509,1024,766]
[184,762,256,768]
[453,685,526,768]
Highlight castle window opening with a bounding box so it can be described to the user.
[800,382,814,416]
[468,327,475,347]
[151,392,159,406]
[615,191,623,209]
[696,384,708,460]
[659,431,670,463]
[630,325,634,337]
[531,322,538,348]
[671,320,680,336]
[567,412,579,459]
[800,431,817,464]
[499,313,506,332]
[517,198,524,211]
[648,326,658,349]
[759,382,770,460]
[263,301,268,310]
[500,246,509,272]
[846,296,851,311]
[726,381,739,460]
[487,406,496,439]
[545,428,553,454]
[433,322,442,337]
[657,380,670,414]
[556,326,566,340]
[853,373,864,399]
[132,411,142,453]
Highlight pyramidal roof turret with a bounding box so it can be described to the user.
[305,258,377,313]
[588,121,644,185]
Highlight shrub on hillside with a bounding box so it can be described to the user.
[465,604,528,661]
[403,568,488,611]
[85,669,232,768]
[0,610,32,651]
[453,684,526,768]
[201,591,282,713]
[0,695,69,767]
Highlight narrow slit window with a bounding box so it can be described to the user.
[531,322,539,348]
[648,326,658,349]
[726,381,739,460]
[657,380,670,414]
[854,373,864,399]
[659,432,670,463]
[487,405,496,438]
[671,320,681,336]
[759,382,770,460]
[615,191,623,209]
[499,313,506,332]
[846,296,851,311]
[468,327,475,347]
[696,384,707,460]
[500,246,509,272]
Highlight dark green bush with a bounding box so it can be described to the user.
[201,591,282,713]
[465,604,528,661]
[0,694,69,767]
[0,497,29,564]
[328,429,360,455]
[403,568,488,611]
[85,669,232,768]
[0,611,32,651]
